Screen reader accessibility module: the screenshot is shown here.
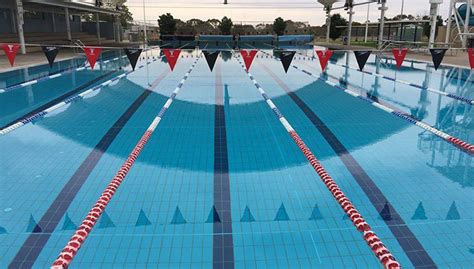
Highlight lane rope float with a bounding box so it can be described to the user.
[0,55,123,94]
[291,65,474,154]
[0,45,180,136]
[234,54,401,269]
[0,46,166,94]
[51,55,201,269]
[252,47,474,154]
[0,57,157,135]
[261,43,474,105]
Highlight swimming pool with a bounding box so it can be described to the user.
[0,45,472,268]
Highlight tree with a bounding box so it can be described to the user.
[423,15,443,38]
[329,13,348,40]
[273,17,287,36]
[158,13,177,35]
[115,5,133,27]
[219,16,233,35]
[82,4,133,27]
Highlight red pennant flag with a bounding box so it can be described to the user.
[468,48,474,69]
[240,50,258,71]
[84,47,102,70]
[315,50,333,71]
[392,48,408,69]
[163,49,181,71]
[2,44,20,67]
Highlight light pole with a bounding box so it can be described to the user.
[401,0,405,17]
[142,0,150,85]
[364,3,370,43]
[377,0,387,50]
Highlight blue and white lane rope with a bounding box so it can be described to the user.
[52,55,201,269]
[252,48,474,154]
[338,63,474,105]
[0,45,164,94]
[0,55,126,94]
[234,54,401,269]
[291,64,474,154]
[260,43,474,105]
[0,56,161,136]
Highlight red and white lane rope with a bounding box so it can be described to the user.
[51,56,201,269]
[234,54,401,269]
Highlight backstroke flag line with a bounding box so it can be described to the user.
[42,46,60,68]
[240,50,258,71]
[392,48,408,70]
[203,51,220,72]
[279,51,296,73]
[2,44,20,67]
[354,51,371,71]
[124,48,143,70]
[315,50,333,72]
[84,47,102,70]
[429,49,447,70]
[163,49,181,71]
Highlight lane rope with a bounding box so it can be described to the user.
[234,54,401,269]
[0,56,157,135]
[0,46,167,94]
[0,43,189,136]
[261,43,474,105]
[252,47,474,154]
[0,55,123,94]
[51,55,201,269]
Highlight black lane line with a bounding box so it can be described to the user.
[259,63,438,269]
[213,62,235,269]
[1,70,117,130]
[9,70,169,269]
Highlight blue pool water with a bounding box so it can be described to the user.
[0,46,473,269]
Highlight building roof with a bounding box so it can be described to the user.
[23,0,122,15]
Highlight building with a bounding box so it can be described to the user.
[0,0,125,54]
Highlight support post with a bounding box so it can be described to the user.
[445,0,453,44]
[65,8,71,41]
[462,0,471,48]
[364,3,370,42]
[52,12,56,33]
[377,0,387,50]
[10,8,17,33]
[428,0,442,49]
[326,6,332,43]
[347,3,354,46]
[96,12,101,44]
[15,0,26,54]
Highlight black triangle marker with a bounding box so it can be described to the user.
[354,51,371,71]
[41,46,59,68]
[279,51,296,73]
[203,51,220,72]
[429,48,447,70]
[124,48,143,70]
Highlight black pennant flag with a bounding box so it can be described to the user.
[279,51,296,73]
[42,46,60,68]
[354,51,371,71]
[429,49,447,70]
[203,51,220,71]
[124,48,143,70]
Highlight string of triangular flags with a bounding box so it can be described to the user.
[1,44,144,71]
[2,43,474,71]
[189,47,473,72]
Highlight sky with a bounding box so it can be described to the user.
[125,0,451,26]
